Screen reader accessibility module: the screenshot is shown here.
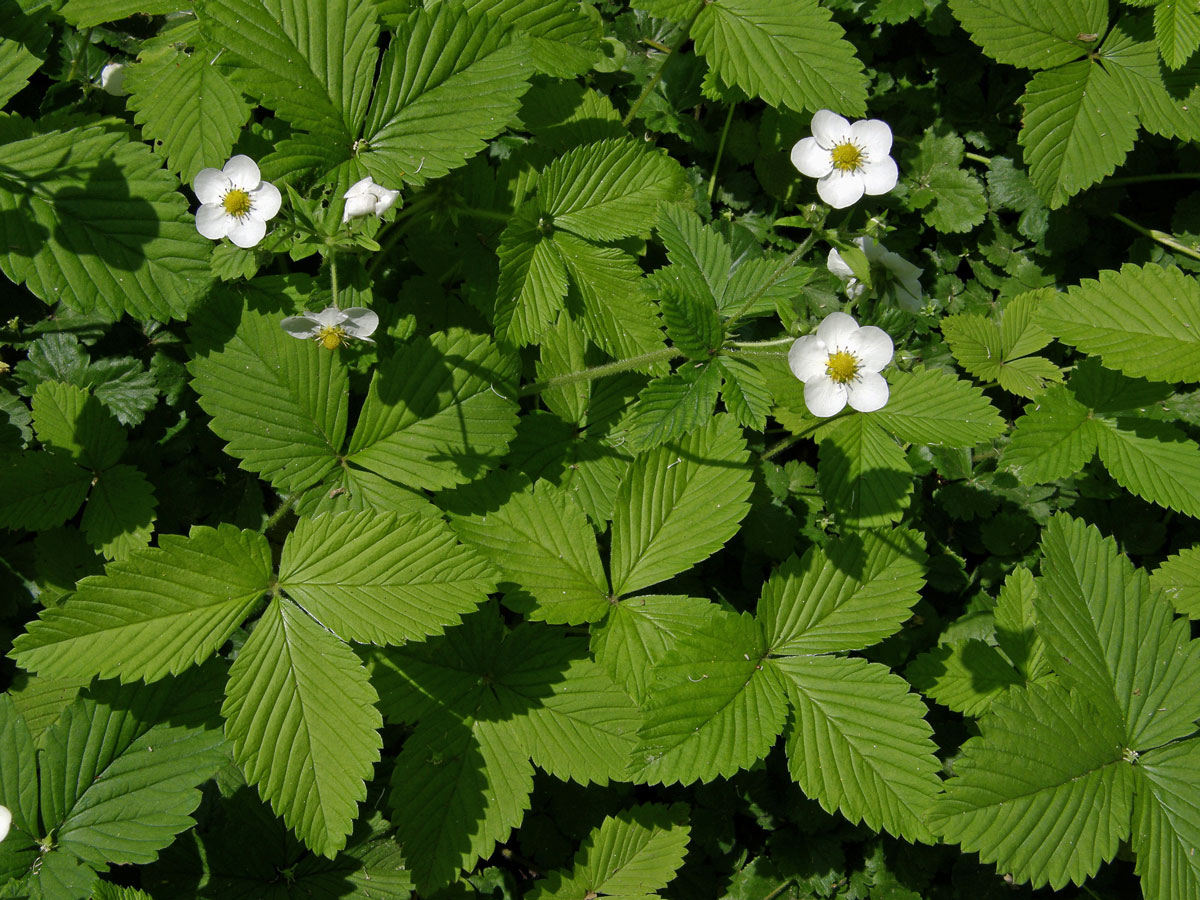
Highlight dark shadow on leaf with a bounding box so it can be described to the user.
[51,158,157,269]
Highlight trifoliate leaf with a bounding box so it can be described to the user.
[189,299,348,494]
[1131,739,1200,900]
[1038,514,1200,748]
[946,0,1104,69]
[32,382,125,471]
[942,290,1063,398]
[223,598,383,858]
[0,451,92,531]
[637,610,788,785]
[360,3,533,188]
[1150,546,1200,619]
[278,511,496,644]
[818,416,912,529]
[903,130,986,233]
[1038,263,1200,383]
[18,335,160,427]
[0,120,211,321]
[759,529,926,655]
[447,480,609,625]
[610,415,752,597]
[1018,60,1138,208]
[1001,385,1100,484]
[905,641,1023,716]
[779,655,940,843]
[347,330,519,490]
[12,524,271,683]
[872,368,1006,447]
[692,0,867,115]
[624,363,723,452]
[79,464,156,561]
[929,683,1132,890]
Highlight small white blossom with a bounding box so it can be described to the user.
[828,236,923,312]
[788,312,893,417]
[791,110,898,209]
[342,176,400,223]
[0,804,11,843]
[193,155,282,249]
[99,62,126,96]
[281,307,379,349]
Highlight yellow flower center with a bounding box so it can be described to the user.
[830,142,864,172]
[825,350,860,384]
[317,325,347,349]
[222,189,252,218]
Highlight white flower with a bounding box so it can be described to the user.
[342,176,400,223]
[193,155,282,249]
[791,110,898,209]
[99,62,126,96]
[788,312,893,417]
[281,307,379,349]
[828,236,923,312]
[0,804,11,843]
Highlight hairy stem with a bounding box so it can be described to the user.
[518,347,683,397]
[1111,212,1200,262]
[707,102,737,202]
[724,231,817,331]
[621,0,707,128]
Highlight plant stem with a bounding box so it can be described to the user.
[963,151,991,165]
[455,205,510,223]
[761,409,848,460]
[67,27,94,83]
[724,232,817,332]
[1102,172,1200,186]
[731,336,795,348]
[760,879,795,900]
[366,191,439,277]
[621,0,706,128]
[261,492,299,534]
[707,102,736,202]
[329,253,339,307]
[518,347,682,397]
[1111,212,1200,262]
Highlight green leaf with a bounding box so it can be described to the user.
[529,804,691,900]
[759,529,926,655]
[946,0,1105,69]
[818,416,912,529]
[1018,60,1139,208]
[1154,0,1200,69]
[80,463,157,561]
[905,641,1023,716]
[994,565,1050,681]
[12,524,271,683]
[463,0,602,77]
[637,610,789,785]
[1001,385,1100,484]
[1132,740,1200,900]
[189,299,348,494]
[278,510,496,643]
[296,463,441,520]
[1095,417,1200,518]
[1100,16,1200,142]
[661,290,723,361]
[779,655,940,843]
[447,480,609,625]
[717,355,772,430]
[223,598,383,858]
[942,290,1063,398]
[0,121,211,321]
[692,0,867,115]
[32,382,125,471]
[198,0,379,142]
[0,36,41,108]
[494,202,569,347]
[389,715,532,892]
[360,3,533,188]
[653,205,731,313]
[347,330,519,490]
[1038,263,1200,382]
[591,595,720,706]
[624,364,723,452]
[61,0,184,26]
[541,138,689,241]
[1151,545,1200,618]
[1037,514,1200,749]
[126,37,253,183]
[0,452,91,531]
[610,415,752,597]
[872,368,1006,447]
[903,129,987,234]
[0,695,38,861]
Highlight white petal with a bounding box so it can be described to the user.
[790,137,833,178]
[223,155,261,190]
[226,215,266,248]
[817,171,865,209]
[858,235,883,262]
[193,168,230,206]
[847,325,894,371]
[893,281,922,312]
[809,110,851,148]
[344,176,375,199]
[100,62,126,96]
[310,307,346,328]
[343,193,377,222]
[846,371,889,412]
[341,307,379,340]
[788,336,829,382]
[251,181,281,221]
[815,311,860,348]
[281,316,319,338]
[845,279,867,300]
[848,118,893,158]
[0,804,10,843]
[805,376,848,417]
[861,156,898,196]
[827,248,854,280]
[195,204,231,240]
[374,186,400,216]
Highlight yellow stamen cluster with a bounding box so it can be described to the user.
[317,325,347,350]
[830,142,864,172]
[222,189,253,218]
[825,350,860,384]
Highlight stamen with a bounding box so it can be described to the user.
[825,350,860,384]
[830,142,865,172]
[317,325,347,349]
[222,189,252,218]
